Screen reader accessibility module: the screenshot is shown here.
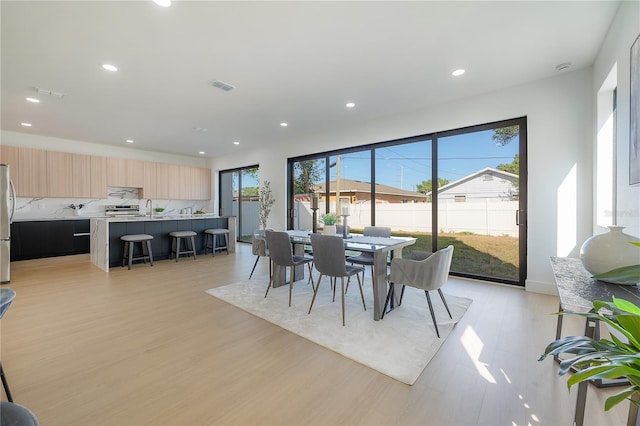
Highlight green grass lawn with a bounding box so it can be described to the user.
[380,230,519,282]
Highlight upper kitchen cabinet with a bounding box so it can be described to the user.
[72,154,92,198]
[48,152,94,198]
[142,161,158,199]
[19,148,47,197]
[47,151,74,197]
[0,145,20,194]
[107,158,144,188]
[195,167,211,200]
[90,156,107,198]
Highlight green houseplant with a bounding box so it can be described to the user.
[539,296,640,412]
[258,180,275,230]
[320,213,338,226]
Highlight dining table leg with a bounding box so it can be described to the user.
[372,250,389,320]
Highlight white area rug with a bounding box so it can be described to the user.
[206,279,471,385]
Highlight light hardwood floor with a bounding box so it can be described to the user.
[0,244,629,425]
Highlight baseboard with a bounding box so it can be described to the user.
[526,279,558,296]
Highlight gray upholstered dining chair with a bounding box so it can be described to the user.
[264,230,315,307]
[346,226,391,282]
[382,245,454,337]
[308,233,366,326]
[249,229,271,279]
[1,288,16,402]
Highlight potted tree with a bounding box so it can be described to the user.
[258,180,275,230]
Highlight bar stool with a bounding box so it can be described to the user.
[120,234,154,270]
[204,228,229,256]
[170,231,197,261]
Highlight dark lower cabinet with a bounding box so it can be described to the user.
[108,218,229,267]
[11,220,91,261]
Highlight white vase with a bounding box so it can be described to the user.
[323,225,337,235]
[580,226,639,275]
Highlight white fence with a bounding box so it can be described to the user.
[292,200,519,236]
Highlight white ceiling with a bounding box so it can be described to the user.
[1,1,620,158]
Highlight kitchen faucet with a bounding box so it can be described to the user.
[146,199,153,217]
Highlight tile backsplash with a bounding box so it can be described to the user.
[13,187,214,220]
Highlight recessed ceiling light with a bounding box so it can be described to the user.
[452,69,465,77]
[25,97,40,103]
[346,102,355,108]
[153,0,172,7]
[192,127,208,132]
[233,141,240,145]
[102,64,118,72]
[280,122,288,127]
[125,139,134,143]
[199,151,205,155]
[21,122,32,127]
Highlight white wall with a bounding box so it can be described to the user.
[593,0,640,238]
[211,68,594,295]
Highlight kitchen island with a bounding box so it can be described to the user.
[90,215,236,271]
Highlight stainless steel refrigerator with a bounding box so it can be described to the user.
[0,164,16,284]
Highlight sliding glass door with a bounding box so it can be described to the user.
[436,121,525,283]
[219,165,259,243]
[287,117,527,286]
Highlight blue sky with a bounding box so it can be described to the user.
[331,129,519,192]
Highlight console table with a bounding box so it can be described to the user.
[550,256,640,426]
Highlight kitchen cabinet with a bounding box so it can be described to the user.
[47,152,93,198]
[4,146,211,201]
[10,219,90,261]
[90,156,107,198]
[142,161,158,199]
[0,146,20,195]
[18,148,47,197]
[73,154,92,197]
[107,158,144,188]
[47,151,74,197]
[106,217,229,267]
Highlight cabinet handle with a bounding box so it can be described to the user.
[73,233,90,237]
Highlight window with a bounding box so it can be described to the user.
[287,117,527,286]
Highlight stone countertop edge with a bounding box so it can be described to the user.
[14,214,230,222]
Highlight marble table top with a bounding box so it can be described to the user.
[550,256,640,313]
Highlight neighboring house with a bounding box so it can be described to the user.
[429,167,519,202]
[302,179,428,204]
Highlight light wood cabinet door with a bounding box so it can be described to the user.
[90,156,107,198]
[155,163,171,199]
[47,151,74,198]
[178,166,193,200]
[19,148,48,197]
[72,154,92,198]
[126,159,144,188]
[0,145,21,194]
[107,158,127,187]
[107,158,144,188]
[142,162,157,199]
[194,167,211,200]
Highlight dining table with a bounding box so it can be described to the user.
[285,230,417,321]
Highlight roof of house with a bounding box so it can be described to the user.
[314,179,426,198]
[428,167,519,196]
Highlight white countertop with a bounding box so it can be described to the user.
[14,214,229,222]
[102,214,224,222]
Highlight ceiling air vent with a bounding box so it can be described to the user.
[209,79,235,92]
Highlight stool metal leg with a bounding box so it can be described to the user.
[190,236,197,259]
[146,240,154,266]
[122,241,129,267]
[128,242,134,270]
[175,237,181,262]
[0,361,14,402]
[212,235,217,257]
